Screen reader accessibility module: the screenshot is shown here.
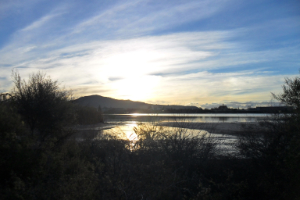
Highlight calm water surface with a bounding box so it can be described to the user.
[73,113,271,153]
[100,114,270,149]
[104,113,269,123]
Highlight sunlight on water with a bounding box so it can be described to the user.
[101,123,238,153]
[130,113,146,116]
[105,113,269,123]
[98,121,239,153]
[124,122,139,141]
[103,121,138,141]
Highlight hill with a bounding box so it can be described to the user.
[74,95,149,109]
[73,95,198,111]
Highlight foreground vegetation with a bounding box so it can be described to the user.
[1,72,299,199]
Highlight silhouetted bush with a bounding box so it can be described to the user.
[2,72,299,199]
[235,75,300,200]
[0,100,99,199]
[73,104,103,125]
[0,72,101,199]
[11,71,75,139]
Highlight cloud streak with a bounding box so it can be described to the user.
[0,0,299,105]
[0,32,291,103]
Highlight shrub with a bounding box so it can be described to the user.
[236,75,300,199]
[11,71,75,136]
[74,104,103,125]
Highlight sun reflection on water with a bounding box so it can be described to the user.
[102,121,139,141]
[124,122,139,141]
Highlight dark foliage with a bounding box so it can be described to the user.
[1,72,299,199]
[73,104,103,125]
[11,71,75,137]
[236,75,300,200]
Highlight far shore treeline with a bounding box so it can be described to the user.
[1,72,299,199]
[74,95,293,114]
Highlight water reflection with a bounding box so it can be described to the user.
[73,120,240,153]
[104,113,268,123]
[101,123,238,153]
[102,122,212,141]
[103,121,138,141]
[76,114,267,152]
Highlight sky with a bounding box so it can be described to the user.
[0,0,299,108]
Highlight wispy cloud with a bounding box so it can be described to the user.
[0,30,297,102]
[72,0,224,38]
[21,13,58,32]
[3,32,293,103]
[0,0,299,105]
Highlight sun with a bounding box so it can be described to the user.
[95,47,163,101]
[111,75,160,101]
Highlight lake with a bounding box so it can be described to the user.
[95,113,270,153]
[103,113,269,123]
[72,113,271,153]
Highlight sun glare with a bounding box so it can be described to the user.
[102,122,139,141]
[93,47,165,101]
[101,49,164,78]
[111,75,160,101]
[125,122,139,141]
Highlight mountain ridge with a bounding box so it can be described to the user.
[73,95,198,110]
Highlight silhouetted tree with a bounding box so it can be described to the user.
[236,74,300,199]
[11,71,75,140]
[272,76,300,110]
